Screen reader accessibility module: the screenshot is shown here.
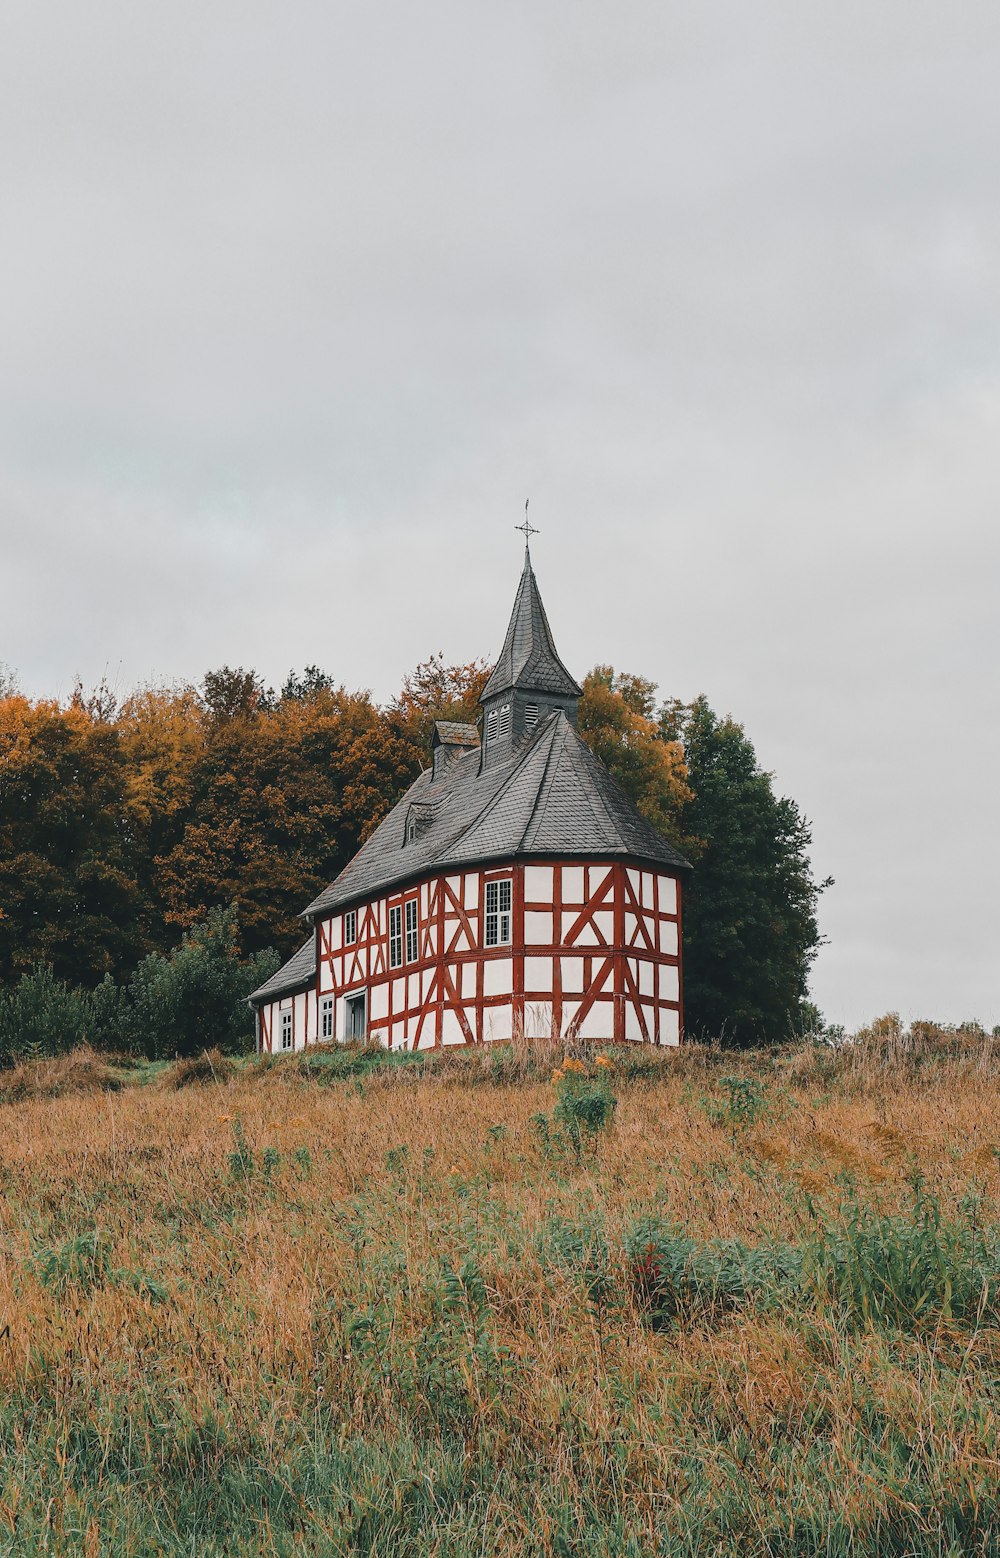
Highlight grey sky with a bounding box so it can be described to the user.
[2,1,998,1028]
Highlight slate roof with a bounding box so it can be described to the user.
[433,721,480,748]
[302,710,691,921]
[249,935,316,1005]
[480,552,582,701]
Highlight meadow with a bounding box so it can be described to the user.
[0,1020,998,1556]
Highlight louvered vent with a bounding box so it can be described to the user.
[524,703,539,731]
[498,703,512,738]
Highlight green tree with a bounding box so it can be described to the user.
[0,964,91,1064]
[661,696,829,1045]
[122,905,279,1058]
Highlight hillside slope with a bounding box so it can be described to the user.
[0,1027,998,1555]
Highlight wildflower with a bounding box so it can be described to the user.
[216,1114,233,1124]
[563,1058,587,1075]
[594,1055,613,1069]
[551,1069,564,1085]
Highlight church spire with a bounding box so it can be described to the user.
[479,532,581,767]
[481,547,581,705]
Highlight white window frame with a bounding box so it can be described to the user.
[486,707,499,742]
[344,909,357,945]
[484,877,512,948]
[281,1009,294,1050]
[320,993,335,1041]
[498,703,512,738]
[389,903,403,968]
[405,897,419,963]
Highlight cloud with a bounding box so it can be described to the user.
[2,0,998,1026]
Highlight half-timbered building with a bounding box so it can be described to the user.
[250,545,691,1051]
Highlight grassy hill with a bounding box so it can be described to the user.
[0,1023,998,1555]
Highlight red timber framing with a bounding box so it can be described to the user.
[292,858,683,1053]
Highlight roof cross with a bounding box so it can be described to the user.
[516,500,539,550]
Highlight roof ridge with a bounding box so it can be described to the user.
[438,713,560,863]
[525,716,619,851]
[511,711,566,852]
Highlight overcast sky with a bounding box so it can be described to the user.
[2,1,998,1029]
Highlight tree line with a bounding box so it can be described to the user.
[0,655,828,1050]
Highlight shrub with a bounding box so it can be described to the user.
[709,1075,770,1133]
[541,1059,618,1161]
[0,964,90,1064]
[123,906,279,1059]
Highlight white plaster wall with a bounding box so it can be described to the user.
[562,866,584,903]
[661,1007,680,1046]
[440,1008,466,1045]
[659,920,678,956]
[483,958,513,997]
[524,864,553,901]
[482,1006,513,1043]
[524,956,553,993]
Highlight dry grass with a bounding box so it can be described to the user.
[0,1022,997,1554]
[0,1043,123,1102]
[161,1046,236,1088]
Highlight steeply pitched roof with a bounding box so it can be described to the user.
[249,936,316,1005]
[480,552,582,702]
[302,710,691,920]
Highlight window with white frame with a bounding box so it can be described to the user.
[344,909,357,945]
[484,878,512,947]
[524,702,539,731]
[486,707,499,742]
[498,702,512,738]
[405,897,419,962]
[281,1009,294,1050]
[320,994,334,1041]
[389,903,403,968]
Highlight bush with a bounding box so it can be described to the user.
[0,964,91,1065]
[123,906,279,1059]
[535,1058,617,1161]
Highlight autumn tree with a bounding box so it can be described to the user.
[578,666,693,850]
[0,696,145,984]
[390,653,492,753]
[661,696,828,1045]
[155,680,420,960]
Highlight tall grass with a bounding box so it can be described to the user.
[0,1026,996,1553]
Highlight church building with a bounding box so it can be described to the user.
[249,539,691,1051]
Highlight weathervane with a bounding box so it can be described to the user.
[516,499,539,550]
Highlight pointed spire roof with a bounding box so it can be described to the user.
[480,551,582,702]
